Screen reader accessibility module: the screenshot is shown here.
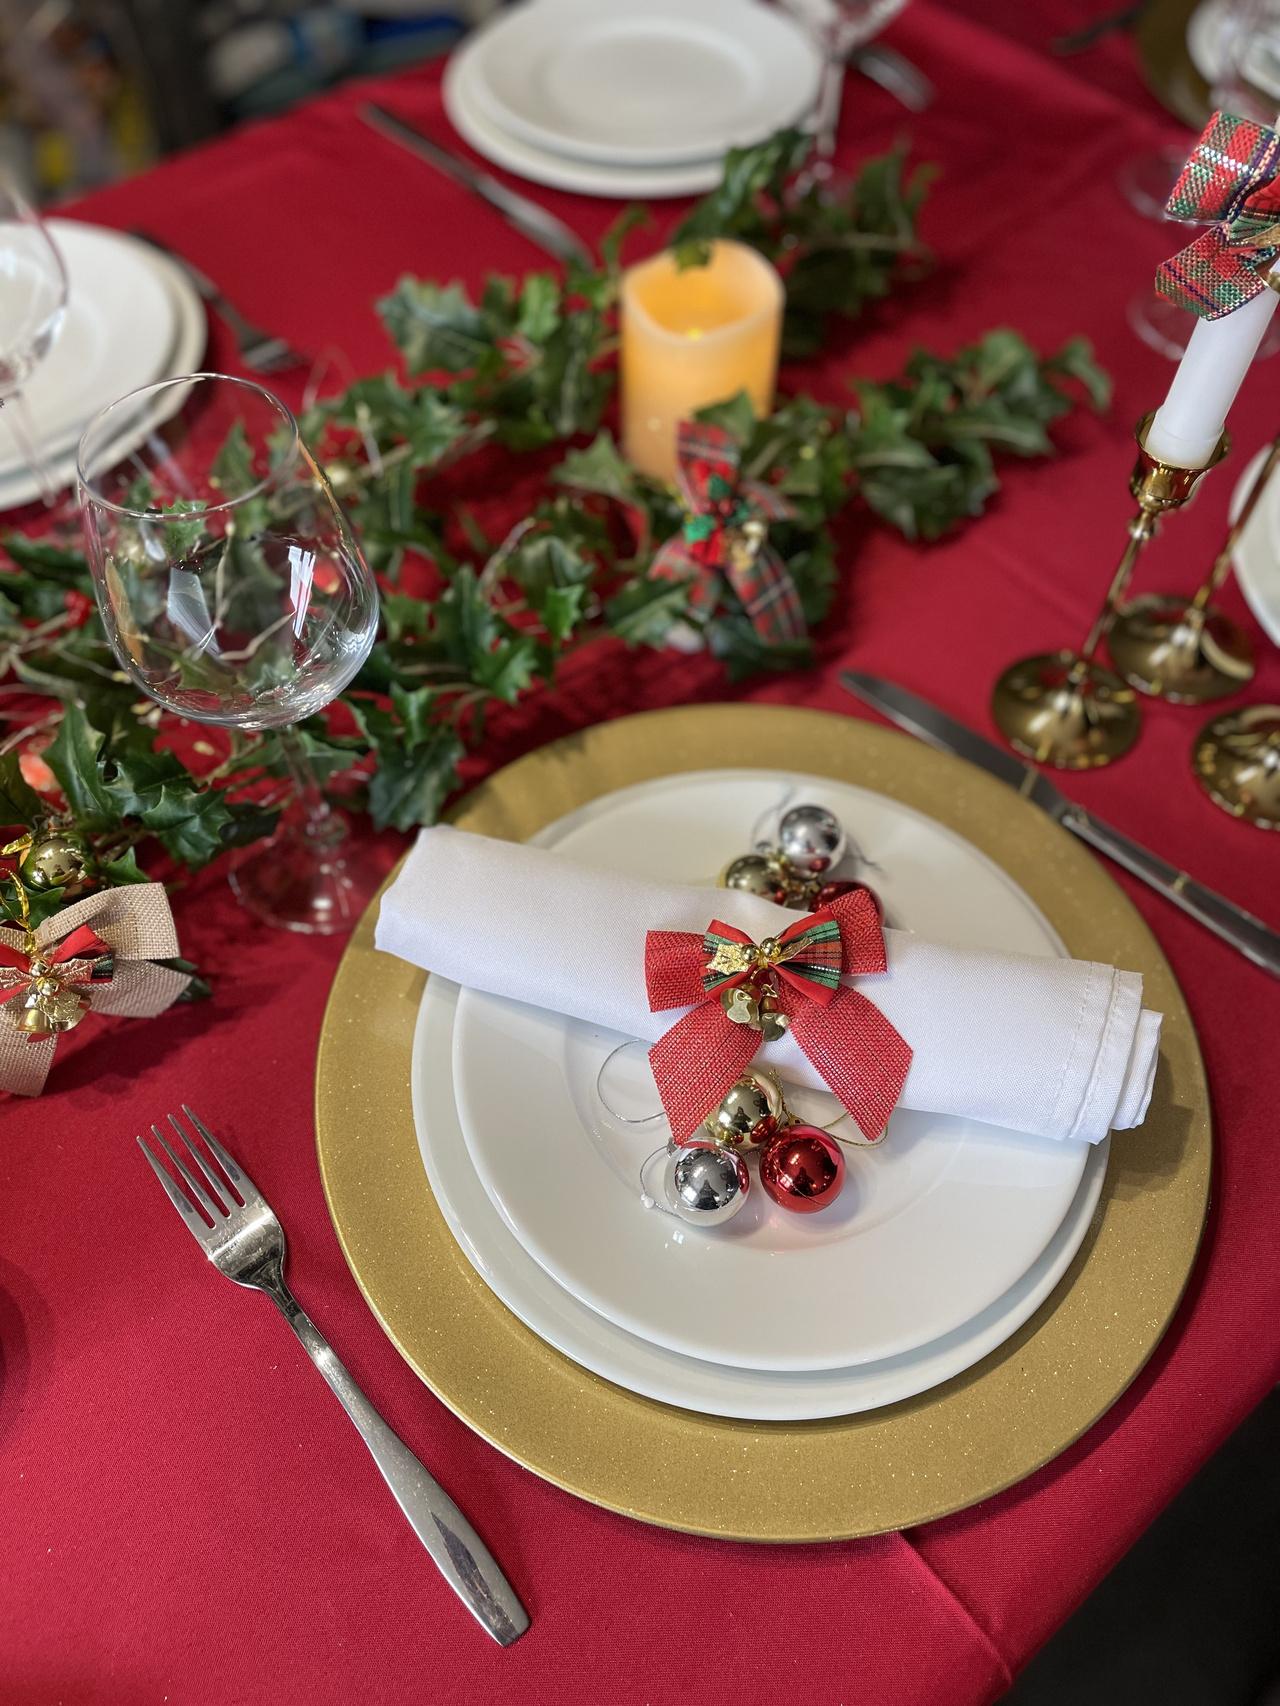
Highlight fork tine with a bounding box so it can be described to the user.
[138,1134,214,1234]
[181,1104,251,1203]
[168,1111,234,1206]
[151,1122,224,1220]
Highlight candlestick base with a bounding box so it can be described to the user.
[992,650,1141,769]
[1193,705,1280,828]
[1108,595,1255,702]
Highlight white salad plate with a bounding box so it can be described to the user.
[449,771,1094,1374]
[443,36,725,200]
[465,0,822,169]
[414,973,1108,1420]
[1231,446,1280,645]
[0,222,205,511]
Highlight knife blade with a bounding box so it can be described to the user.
[360,103,593,270]
[840,670,1280,978]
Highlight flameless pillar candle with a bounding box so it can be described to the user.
[620,239,784,482]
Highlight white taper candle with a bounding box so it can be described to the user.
[1143,281,1280,468]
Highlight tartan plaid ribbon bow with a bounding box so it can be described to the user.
[644,886,912,1144]
[1157,109,1280,319]
[649,420,807,646]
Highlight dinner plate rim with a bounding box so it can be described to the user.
[464,0,823,170]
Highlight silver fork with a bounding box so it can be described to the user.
[129,230,309,375]
[138,1107,529,1646]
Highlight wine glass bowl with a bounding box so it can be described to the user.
[77,372,381,934]
[78,375,377,729]
[0,180,69,498]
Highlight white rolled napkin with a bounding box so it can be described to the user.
[377,826,1162,1145]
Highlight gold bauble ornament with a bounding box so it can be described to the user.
[719,853,791,905]
[19,832,94,894]
[708,1071,786,1147]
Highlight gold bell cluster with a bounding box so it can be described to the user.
[11,953,95,1037]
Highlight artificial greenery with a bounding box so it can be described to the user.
[0,129,1108,935]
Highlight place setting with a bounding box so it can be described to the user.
[3,30,1278,1686]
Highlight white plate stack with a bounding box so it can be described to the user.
[443,0,825,198]
[0,221,206,512]
[409,770,1112,1422]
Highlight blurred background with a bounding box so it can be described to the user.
[0,0,499,200]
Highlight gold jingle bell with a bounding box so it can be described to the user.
[19,831,95,894]
[719,853,791,905]
[758,991,790,1042]
[708,1071,786,1147]
[14,977,88,1036]
[720,983,761,1028]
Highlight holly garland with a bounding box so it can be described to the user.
[0,128,1109,954]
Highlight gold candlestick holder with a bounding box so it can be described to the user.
[991,415,1229,770]
[1194,704,1280,828]
[1108,433,1280,702]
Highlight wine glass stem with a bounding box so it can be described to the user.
[0,387,59,507]
[277,725,342,848]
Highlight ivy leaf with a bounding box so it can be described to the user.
[0,753,42,829]
[378,278,491,374]
[353,708,465,833]
[553,432,640,505]
[45,706,117,828]
[606,576,692,646]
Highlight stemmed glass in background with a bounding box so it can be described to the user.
[779,0,911,176]
[77,373,381,934]
[0,180,67,504]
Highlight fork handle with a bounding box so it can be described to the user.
[267,1286,529,1645]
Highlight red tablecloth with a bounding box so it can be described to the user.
[4,7,1279,1703]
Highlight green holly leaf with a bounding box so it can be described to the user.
[471,634,540,703]
[516,273,561,343]
[434,568,500,668]
[211,419,256,498]
[378,278,491,374]
[367,724,465,832]
[693,390,757,446]
[100,847,151,885]
[553,432,640,505]
[538,582,588,643]
[606,576,692,646]
[0,752,42,830]
[45,705,117,828]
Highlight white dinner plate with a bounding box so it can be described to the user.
[467,0,822,169]
[1,222,176,476]
[0,230,205,512]
[443,37,724,200]
[416,973,1109,1420]
[1232,446,1280,645]
[451,771,1092,1373]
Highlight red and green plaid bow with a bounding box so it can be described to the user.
[1157,110,1280,319]
[649,420,806,646]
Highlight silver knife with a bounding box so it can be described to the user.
[840,670,1280,978]
[360,103,593,270]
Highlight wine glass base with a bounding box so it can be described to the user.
[1108,595,1255,702]
[228,813,381,935]
[1193,706,1280,828]
[992,650,1142,769]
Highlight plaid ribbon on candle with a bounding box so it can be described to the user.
[649,420,807,645]
[1157,110,1280,319]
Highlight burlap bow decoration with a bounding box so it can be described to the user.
[0,883,189,1095]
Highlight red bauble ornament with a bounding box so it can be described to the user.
[759,1125,845,1213]
[813,878,883,920]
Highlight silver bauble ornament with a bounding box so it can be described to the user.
[664,1143,749,1227]
[777,804,846,876]
[719,852,789,904]
[708,1072,785,1147]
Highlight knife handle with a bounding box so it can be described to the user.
[1063,806,1280,978]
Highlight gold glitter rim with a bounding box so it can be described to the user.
[315,705,1210,1542]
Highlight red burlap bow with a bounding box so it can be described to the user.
[649,420,806,646]
[644,887,912,1144]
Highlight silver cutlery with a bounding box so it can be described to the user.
[129,229,310,375]
[850,44,935,112]
[360,103,594,271]
[138,1106,529,1646]
[840,670,1280,978]
[1052,3,1146,55]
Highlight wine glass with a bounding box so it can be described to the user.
[77,372,381,934]
[780,0,911,177]
[0,179,68,504]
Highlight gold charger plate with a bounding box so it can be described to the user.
[1138,0,1210,130]
[315,705,1211,1542]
